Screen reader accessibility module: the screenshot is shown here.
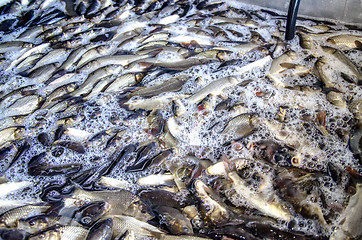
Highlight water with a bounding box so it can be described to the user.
[0,0,361,239]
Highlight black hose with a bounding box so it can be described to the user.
[285,0,301,40]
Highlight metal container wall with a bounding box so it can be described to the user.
[239,0,362,24]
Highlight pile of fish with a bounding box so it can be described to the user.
[0,0,361,239]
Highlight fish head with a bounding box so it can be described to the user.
[29,229,59,240]
[167,218,194,235]
[124,200,154,221]
[18,215,51,231]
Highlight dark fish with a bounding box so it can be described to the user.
[208,223,258,240]
[28,225,88,240]
[86,218,113,240]
[29,163,82,176]
[125,142,157,172]
[18,214,65,234]
[15,10,36,29]
[76,2,87,15]
[74,201,110,226]
[27,152,82,176]
[51,147,64,157]
[55,141,86,153]
[37,133,52,146]
[80,144,137,187]
[0,228,27,240]
[86,0,101,16]
[155,206,193,235]
[33,9,66,25]
[214,98,232,111]
[27,152,47,169]
[54,125,66,141]
[349,124,362,162]
[70,188,154,221]
[139,189,193,209]
[0,19,17,33]
[0,146,12,162]
[148,148,175,168]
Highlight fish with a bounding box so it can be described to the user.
[102,73,144,93]
[139,188,193,209]
[0,1,360,239]
[127,75,188,98]
[70,188,153,221]
[322,46,362,84]
[155,206,193,235]
[221,113,255,140]
[0,204,50,227]
[330,183,362,240]
[327,34,362,49]
[120,94,188,111]
[187,76,239,104]
[112,215,163,239]
[2,95,43,118]
[228,171,292,222]
[194,180,230,225]
[28,225,89,240]
[125,142,157,172]
[162,235,211,240]
[73,201,111,226]
[0,181,32,198]
[86,218,113,240]
[297,32,313,49]
[18,215,77,234]
[276,168,327,225]
[98,176,132,190]
[0,127,26,149]
[267,51,298,87]
[349,124,362,161]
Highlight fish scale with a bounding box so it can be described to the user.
[0,205,49,227]
[0,0,361,239]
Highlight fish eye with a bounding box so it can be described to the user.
[141,208,147,214]
[81,216,92,225]
[29,220,35,226]
[183,227,191,233]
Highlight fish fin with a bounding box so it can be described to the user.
[147,48,163,57]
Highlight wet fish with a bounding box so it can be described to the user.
[228,171,292,221]
[221,113,255,140]
[187,76,238,104]
[70,188,153,221]
[0,181,32,198]
[330,183,362,240]
[155,206,193,235]
[73,201,111,226]
[18,215,76,234]
[86,218,113,240]
[2,95,43,118]
[29,225,88,240]
[327,34,362,49]
[0,127,25,149]
[194,180,230,225]
[127,75,188,98]
[125,142,157,172]
[0,204,49,227]
[112,215,163,239]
